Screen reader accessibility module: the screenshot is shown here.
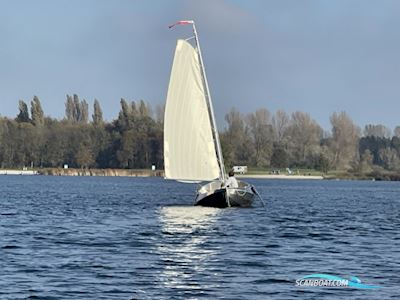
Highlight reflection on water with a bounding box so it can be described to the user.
[157,206,220,291]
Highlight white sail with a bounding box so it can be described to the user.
[164,39,220,181]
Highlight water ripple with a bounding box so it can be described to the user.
[0,177,399,299]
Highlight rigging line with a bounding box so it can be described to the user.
[252,186,266,209]
[191,21,226,183]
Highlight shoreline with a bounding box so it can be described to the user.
[237,174,324,180]
[1,168,398,181]
[0,170,38,175]
[0,168,323,180]
[38,168,164,177]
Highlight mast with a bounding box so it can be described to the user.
[191,21,226,182]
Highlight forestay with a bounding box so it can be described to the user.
[164,39,220,181]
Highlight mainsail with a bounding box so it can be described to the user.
[164,39,220,181]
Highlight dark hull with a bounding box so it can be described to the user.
[195,185,256,208]
[195,189,228,208]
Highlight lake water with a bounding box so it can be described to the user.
[0,176,399,299]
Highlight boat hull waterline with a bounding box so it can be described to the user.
[195,180,256,208]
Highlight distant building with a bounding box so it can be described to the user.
[233,166,247,174]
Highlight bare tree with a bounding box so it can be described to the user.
[286,111,322,167]
[364,124,391,138]
[272,109,289,143]
[330,111,360,170]
[223,108,246,166]
[246,108,274,167]
[379,148,400,171]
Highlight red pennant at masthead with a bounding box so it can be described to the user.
[168,20,194,29]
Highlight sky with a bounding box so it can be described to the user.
[1,0,400,131]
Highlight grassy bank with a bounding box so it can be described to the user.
[246,167,400,181]
[2,167,399,181]
[37,168,164,177]
[246,167,324,176]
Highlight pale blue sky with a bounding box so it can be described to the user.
[1,0,400,130]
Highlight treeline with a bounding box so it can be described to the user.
[0,95,163,169]
[220,108,400,175]
[1,95,400,175]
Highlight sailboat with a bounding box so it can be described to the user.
[164,20,257,208]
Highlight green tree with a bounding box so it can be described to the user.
[31,96,44,126]
[16,100,30,123]
[116,98,132,131]
[65,95,74,122]
[75,143,95,168]
[80,99,89,123]
[92,99,103,126]
[315,146,334,174]
[73,94,81,122]
[116,129,136,168]
[364,124,391,138]
[270,143,288,168]
[138,100,149,118]
[359,149,374,173]
[359,136,390,166]
[394,126,400,138]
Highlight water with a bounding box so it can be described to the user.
[0,176,399,299]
